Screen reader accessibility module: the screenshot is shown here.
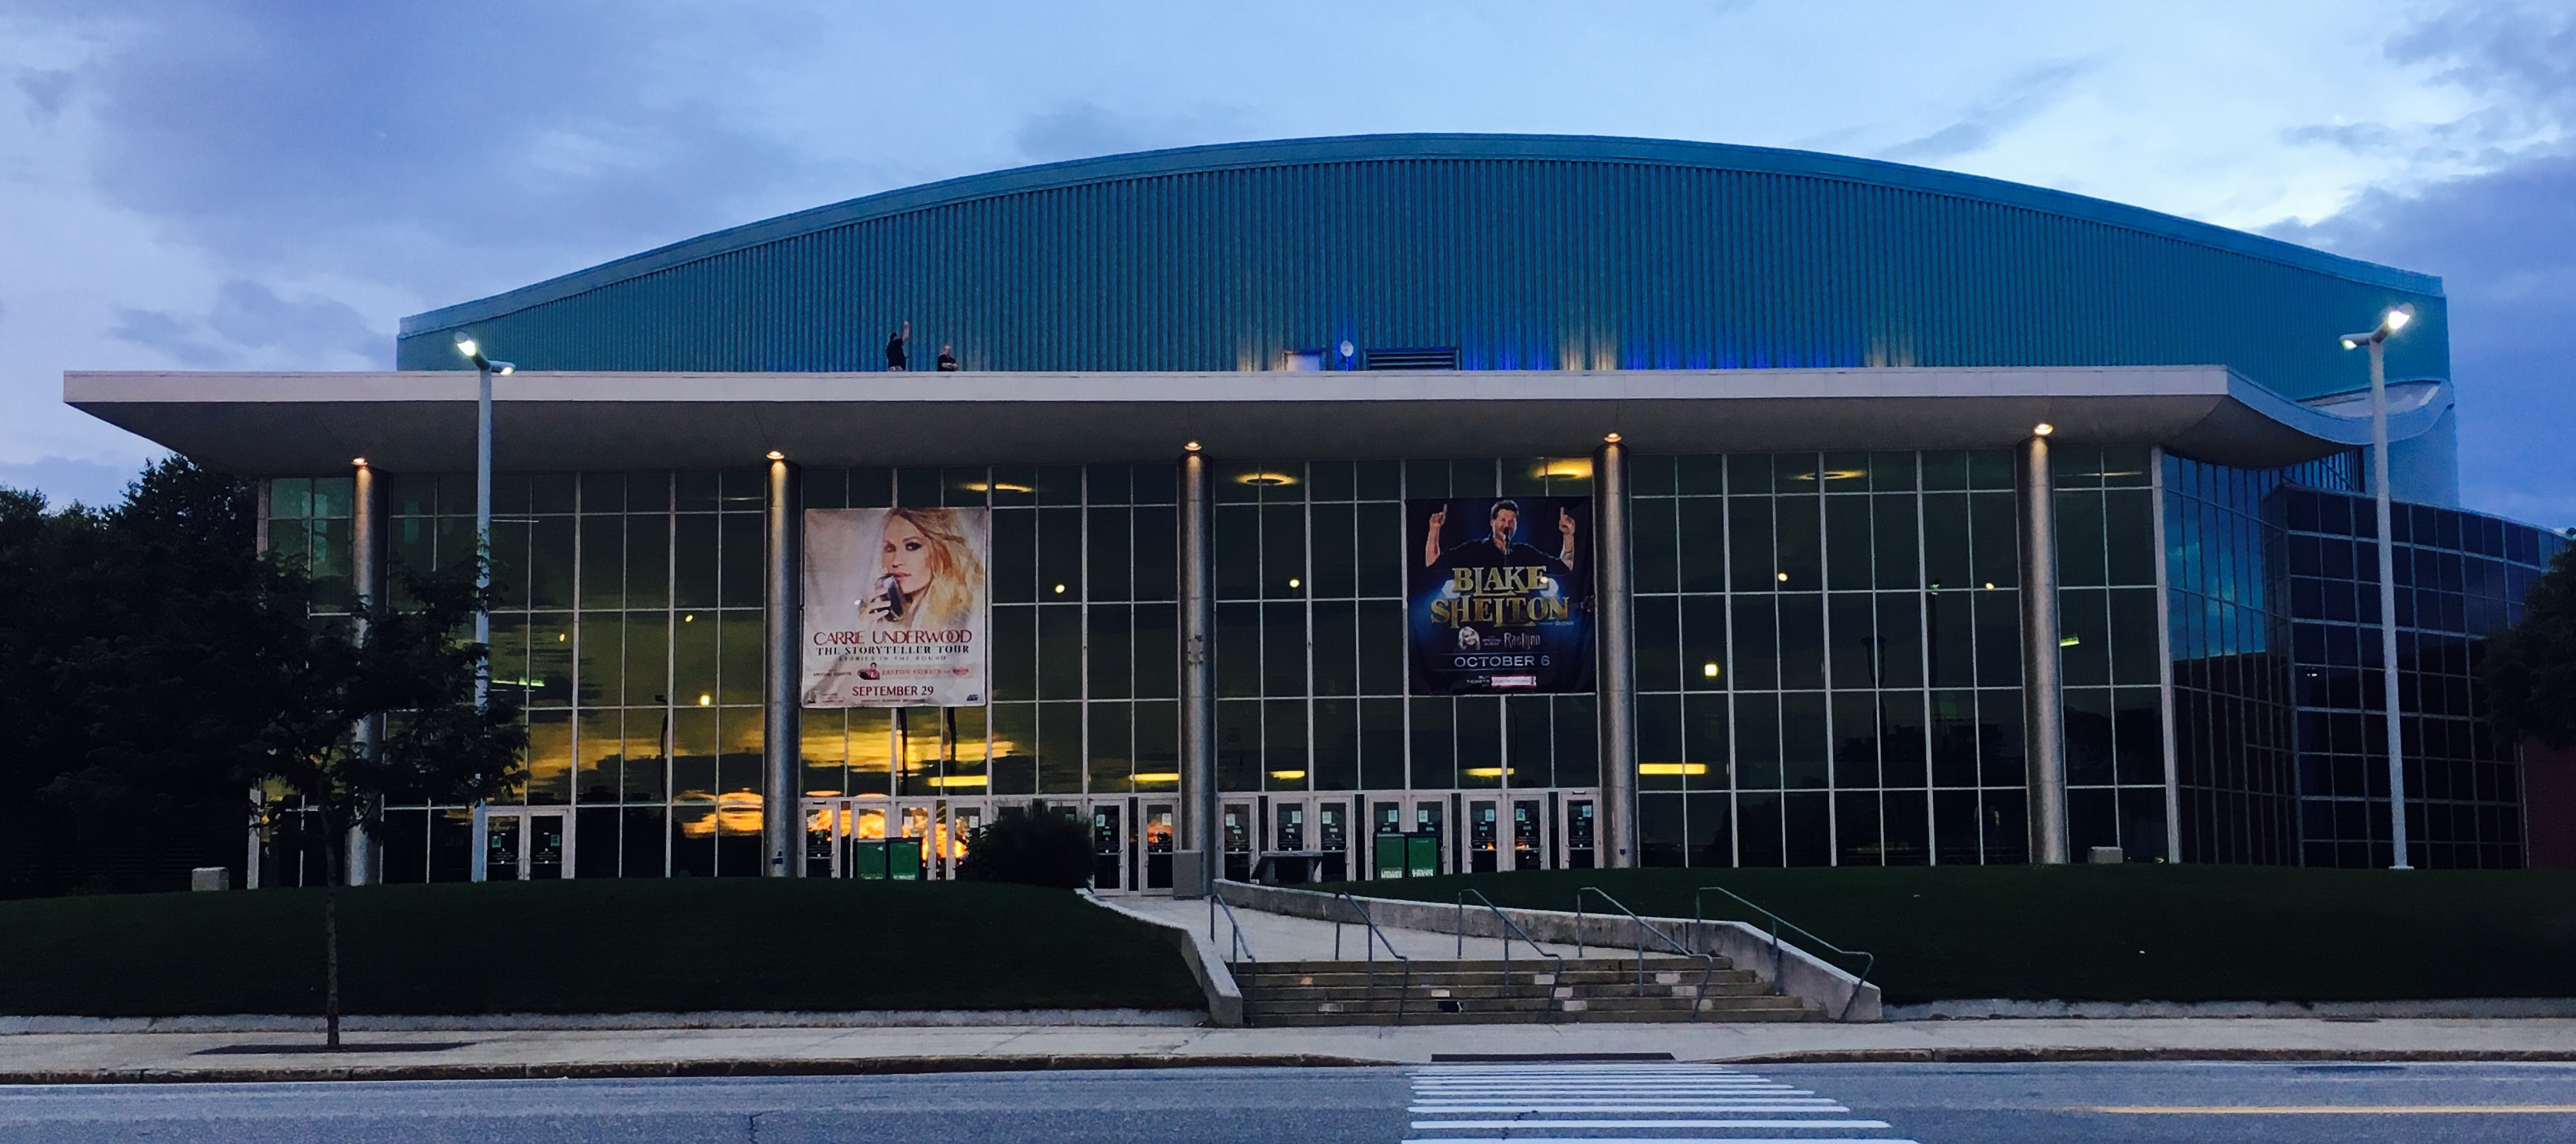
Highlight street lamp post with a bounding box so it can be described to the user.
[455,333,513,882]
[2340,306,2413,870]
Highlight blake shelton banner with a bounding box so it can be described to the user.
[802,507,991,708]
[1407,496,1595,695]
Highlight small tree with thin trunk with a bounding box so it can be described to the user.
[2488,543,2576,750]
[242,560,525,1047]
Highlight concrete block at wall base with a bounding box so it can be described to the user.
[1080,890,1242,1027]
[1215,880,1882,1022]
[1171,850,1208,899]
[189,868,232,892]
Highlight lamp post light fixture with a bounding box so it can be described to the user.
[452,333,515,712]
[2339,305,2414,870]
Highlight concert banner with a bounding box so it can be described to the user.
[802,507,990,708]
[1406,495,1594,695]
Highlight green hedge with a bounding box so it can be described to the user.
[0,879,1201,1016]
[1335,866,2576,1005]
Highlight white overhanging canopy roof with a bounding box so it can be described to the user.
[65,365,2449,476]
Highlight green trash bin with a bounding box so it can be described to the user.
[888,838,924,880]
[1375,832,1409,879]
[1405,833,1440,879]
[851,839,889,880]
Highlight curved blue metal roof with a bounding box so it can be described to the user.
[396,133,2448,398]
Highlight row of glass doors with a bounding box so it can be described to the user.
[796,789,1599,894]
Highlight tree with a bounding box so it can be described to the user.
[2487,543,2576,749]
[957,802,1095,889]
[239,559,527,1046]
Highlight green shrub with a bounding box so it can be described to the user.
[958,803,1093,889]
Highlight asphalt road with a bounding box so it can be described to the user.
[2,1061,2575,1142]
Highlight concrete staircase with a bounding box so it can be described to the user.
[1231,956,1821,1026]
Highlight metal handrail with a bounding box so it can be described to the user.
[1455,889,1565,1019]
[1208,892,1256,963]
[1695,885,1876,1022]
[1331,891,1413,1026]
[1574,886,1719,1020]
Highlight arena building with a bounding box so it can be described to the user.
[65,134,2565,889]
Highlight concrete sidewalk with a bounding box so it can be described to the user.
[8,1018,2576,1083]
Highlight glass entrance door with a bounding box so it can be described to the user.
[477,809,567,881]
[1088,802,1125,892]
[1511,797,1546,870]
[1142,803,1175,890]
[1561,797,1598,869]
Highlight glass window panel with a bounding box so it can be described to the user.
[842,707,892,796]
[718,611,762,705]
[1085,465,1131,506]
[1825,495,1872,590]
[1635,499,1681,595]
[989,703,1037,795]
[2114,686,2164,785]
[1360,697,1406,789]
[671,706,718,800]
[1131,505,1176,602]
[1930,689,1978,786]
[1631,454,1677,497]
[991,508,1036,605]
[1315,697,1359,790]
[1869,451,1918,492]
[622,711,668,801]
[576,615,622,708]
[2058,490,2107,588]
[625,515,669,610]
[1506,695,1552,789]
[622,612,669,706]
[1875,592,1925,690]
[1037,604,1082,699]
[1088,605,1134,700]
[1457,695,1503,788]
[1088,702,1133,794]
[1880,689,1928,787]
[1781,692,1828,788]
[627,472,672,514]
[1308,461,1355,502]
[1733,693,1781,789]
[528,614,575,706]
[1216,602,1261,698]
[1676,455,1725,496]
[1779,593,1825,690]
[718,513,761,608]
[1973,589,2021,688]
[1729,497,1775,592]
[1684,694,1731,790]
[2060,588,2111,688]
[1638,692,1685,791]
[1354,459,1401,501]
[1037,507,1082,600]
[1086,507,1130,603]
[1133,701,1179,791]
[1262,601,1307,696]
[1977,690,2024,785]
[1828,595,1876,690]
[1262,503,1306,599]
[1871,493,1920,589]
[1134,602,1177,699]
[1636,595,1681,692]
[577,708,621,803]
[2066,687,2115,784]
[1311,502,1356,598]
[1356,502,1403,598]
[1730,596,1778,691]
[1553,694,1599,787]
[991,604,1035,702]
[1038,700,1085,792]
[1214,505,1259,599]
[1501,456,1549,496]
[1968,491,2018,588]
[579,515,624,609]
[1265,698,1310,790]
[1775,495,1821,590]
[1676,498,1726,593]
[1410,698,1455,788]
[1785,791,1832,866]
[1403,459,1448,500]
[1831,691,1880,788]
[579,472,625,515]
[1358,599,1405,695]
[1312,600,1358,696]
[2105,489,2156,585]
[1035,465,1082,507]
[1681,595,1728,692]
[1968,449,2014,490]
[1921,493,1971,590]
[673,515,719,609]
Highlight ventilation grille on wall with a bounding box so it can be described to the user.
[1361,347,1459,371]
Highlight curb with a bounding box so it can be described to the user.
[1717,1047,2576,1065]
[0,1052,1386,1086]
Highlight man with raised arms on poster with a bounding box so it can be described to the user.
[1411,497,1593,694]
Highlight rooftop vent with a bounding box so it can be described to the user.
[1361,347,1458,371]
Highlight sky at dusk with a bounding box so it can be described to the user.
[2,1,2570,525]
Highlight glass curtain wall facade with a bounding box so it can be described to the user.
[2275,486,2565,869]
[255,445,2555,881]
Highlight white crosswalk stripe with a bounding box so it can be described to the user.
[1403,1062,1912,1143]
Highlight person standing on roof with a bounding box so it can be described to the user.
[936,344,959,372]
[885,321,911,370]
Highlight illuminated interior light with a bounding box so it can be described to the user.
[351,457,367,466]
[1052,583,1066,594]
[1540,459,1594,480]
[2060,635,2082,647]
[2033,422,2054,436]
[1288,578,1301,589]
[1638,762,1708,776]
[1776,572,1789,582]
[1603,432,1622,443]
[697,693,712,706]
[1238,471,1298,486]
[683,613,695,622]
[1268,770,1308,780]
[1984,582,1996,590]
[1131,772,1182,783]
[926,775,988,788]
[1185,441,1201,452]
[1702,662,1721,678]
[962,482,1034,493]
[1462,767,1513,778]
[766,451,784,461]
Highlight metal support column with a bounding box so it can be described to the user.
[347,459,385,886]
[1593,437,1638,868]
[1177,447,1215,896]
[2017,432,2070,864]
[763,455,803,877]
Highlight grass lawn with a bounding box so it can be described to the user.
[1334,866,2576,1006]
[0,879,1201,1017]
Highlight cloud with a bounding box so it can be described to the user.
[105,308,231,368]
[1011,99,1252,165]
[1877,58,2094,164]
[205,280,385,365]
[0,455,152,511]
[16,68,72,122]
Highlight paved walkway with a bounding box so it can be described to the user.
[1117,896,1608,962]
[7,1019,2576,1082]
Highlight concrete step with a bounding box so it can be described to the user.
[1234,968,1760,989]
[1245,1001,1821,1026]
[1241,979,1781,1003]
[1239,956,1718,976]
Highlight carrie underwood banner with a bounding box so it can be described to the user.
[1406,496,1594,695]
[802,507,991,708]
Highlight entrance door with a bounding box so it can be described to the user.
[1088,802,1125,892]
[477,809,567,881]
[1221,802,1253,882]
[1511,797,1546,870]
[1409,799,1448,876]
[1142,803,1176,890]
[1561,797,1598,869]
[1466,799,1501,873]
